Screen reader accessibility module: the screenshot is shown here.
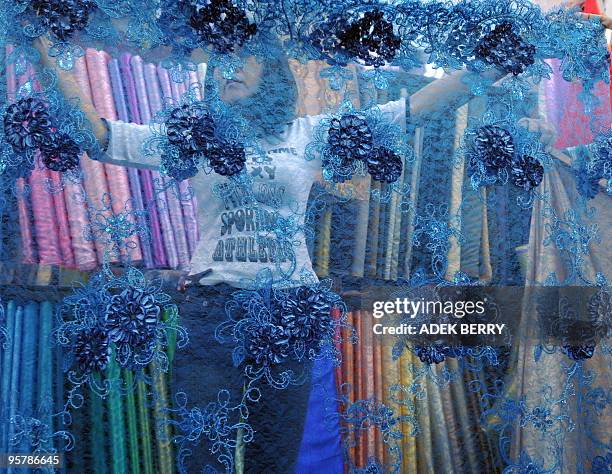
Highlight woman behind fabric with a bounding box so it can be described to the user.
[33,35,513,472]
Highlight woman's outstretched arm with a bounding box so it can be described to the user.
[409,68,505,127]
[33,37,160,170]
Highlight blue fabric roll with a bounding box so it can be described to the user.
[295,357,343,474]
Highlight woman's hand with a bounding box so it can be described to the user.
[566,0,612,30]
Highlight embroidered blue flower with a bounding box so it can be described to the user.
[472,125,515,177]
[413,345,447,364]
[511,155,544,190]
[591,453,612,474]
[246,323,290,367]
[30,0,95,41]
[161,150,200,181]
[366,147,403,183]
[3,97,51,153]
[590,133,612,180]
[187,0,257,54]
[327,114,373,161]
[280,286,334,344]
[104,286,161,362]
[529,407,553,430]
[73,326,112,374]
[574,166,600,199]
[562,343,595,361]
[207,139,246,176]
[39,131,81,172]
[474,22,535,75]
[356,458,384,474]
[588,288,611,338]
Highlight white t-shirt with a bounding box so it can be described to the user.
[103,98,406,287]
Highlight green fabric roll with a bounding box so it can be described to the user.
[123,370,141,474]
[90,373,108,474]
[106,355,127,474]
[136,380,155,474]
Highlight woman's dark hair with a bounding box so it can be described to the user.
[205,41,298,139]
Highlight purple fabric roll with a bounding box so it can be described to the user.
[152,65,191,269]
[119,53,167,268]
[108,58,155,269]
[131,56,179,269]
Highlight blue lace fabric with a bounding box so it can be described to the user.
[0,0,611,473]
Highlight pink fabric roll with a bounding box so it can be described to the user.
[62,170,98,270]
[48,172,76,267]
[544,59,612,149]
[18,66,62,265]
[27,166,62,265]
[5,46,36,264]
[85,49,142,263]
[154,66,191,268]
[15,180,36,264]
[72,56,115,264]
[188,71,202,100]
[131,56,179,269]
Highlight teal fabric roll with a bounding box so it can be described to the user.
[7,305,23,474]
[38,302,54,449]
[0,301,16,455]
[19,301,38,474]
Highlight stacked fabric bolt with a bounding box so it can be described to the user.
[6,47,200,271]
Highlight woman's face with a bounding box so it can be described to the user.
[215,56,264,104]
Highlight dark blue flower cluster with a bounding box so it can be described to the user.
[244,285,335,368]
[310,9,401,67]
[325,113,403,184]
[562,343,595,361]
[510,154,544,191]
[472,125,515,176]
[3,97,50,152]
[328,114,373,160]
[3,97,82,175]
[474,22,535,75]
[163,103,245,179]
[29,0,95,42]
[187,0,257,54]
[280,286,334,343]
[74,326,112,374]
[70,286,162,374]
[40,132,82,172]
[366,147,403,184]
[247,324,290,367]
[105,286,161,361]
[471,125,543,190]
[413,344,464,365]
